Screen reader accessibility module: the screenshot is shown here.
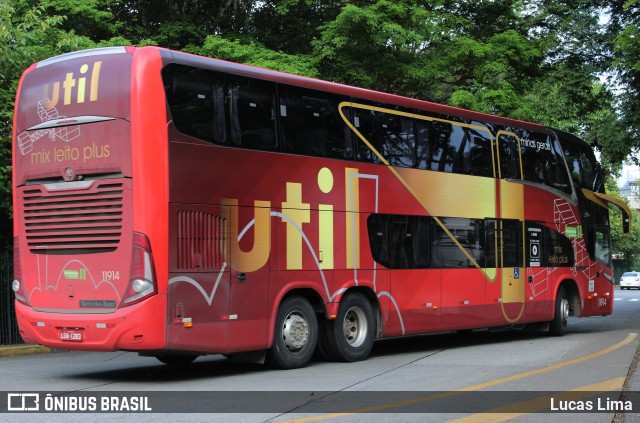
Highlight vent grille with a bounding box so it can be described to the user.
[177,210,226,270]
[23,182,123,254]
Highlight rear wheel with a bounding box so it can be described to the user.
[549,286,569,336]
[267,296,318,369]
[318,292,375,362]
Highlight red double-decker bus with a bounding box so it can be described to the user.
[11,46,631,369]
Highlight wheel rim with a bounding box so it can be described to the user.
[343,306,368,348]
[560,297,569,327]
[282,311,310,353]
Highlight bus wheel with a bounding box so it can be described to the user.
[267,296,318,369]
[319,292,375,362]
[549,286,569,336]
[155,354,198,366]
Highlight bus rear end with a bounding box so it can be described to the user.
[12,47,168,351]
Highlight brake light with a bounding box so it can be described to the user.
[12,237,30,306]
[120,232,157,307]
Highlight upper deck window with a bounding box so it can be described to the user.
[163,64,277,150]
[163,63,574,196]
[519,131,572,195]
[278,85,351,159]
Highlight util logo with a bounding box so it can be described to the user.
[41,61,102,109]
[221,167,374,273]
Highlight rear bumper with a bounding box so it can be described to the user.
[14,295,166,351]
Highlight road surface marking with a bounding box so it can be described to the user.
[446,376,626,422]
[276,333,637,422]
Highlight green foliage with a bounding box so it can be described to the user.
[611,0,640,167]
[605,178,640,277]
[186,36,319,77]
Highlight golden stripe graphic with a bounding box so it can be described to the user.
[337,102,496,277]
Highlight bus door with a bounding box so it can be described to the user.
[495,131,527,324]
[484,219,525,324]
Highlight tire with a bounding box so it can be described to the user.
[267,296,318,369]
[155,354,198,366]
[549,286,569,336]
[318,292,375,362]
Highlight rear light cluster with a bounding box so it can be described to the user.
[12,233,158,308]
[12,237,30,306]
[120,232,157,307]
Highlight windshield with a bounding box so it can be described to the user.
[556,130,604,193]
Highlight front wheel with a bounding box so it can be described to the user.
[318,292,375,362]
[549,286,569,336]
[267,296,318,369]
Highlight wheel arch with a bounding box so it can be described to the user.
[334,286,382,339]
[557,279,581,318]
[267,287,326,348]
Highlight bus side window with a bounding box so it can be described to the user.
[430,122,475,174]
[448,126,468,174]
[432,217,484,268]
[468,132,493,177]
[501,220,523,268]
[409,215,431,267]
[484,219,498,269]
[548,136,572,193]
[278,85,351,159]
[229,78,277,150]
[367,214,432,269]
[521,132,572,194]
[367,214,390,267]
[429,121,453,172]
[520,134,546,186]
[593,225,611,266]
[498,134,521,179]
[379,113,415,167]
[415,120,431,170]
[352,107,384,163]
[164,65,227,144]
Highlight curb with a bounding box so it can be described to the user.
[0,344,52,357]
[615,337,640,423]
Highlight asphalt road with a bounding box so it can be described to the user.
[1,287,640,423]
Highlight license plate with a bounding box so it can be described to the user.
[60,329,83,342]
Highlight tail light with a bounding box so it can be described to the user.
[120,232,157,307]
[12,237,30,306]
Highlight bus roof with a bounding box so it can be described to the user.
[157,47,547,133]
[23,45,547,133]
